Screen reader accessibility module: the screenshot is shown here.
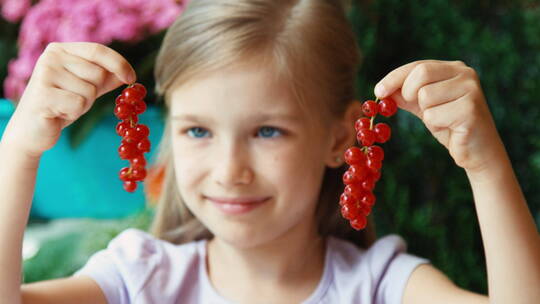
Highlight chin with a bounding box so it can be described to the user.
[208,223,285,249]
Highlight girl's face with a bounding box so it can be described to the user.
[168,63,339,248]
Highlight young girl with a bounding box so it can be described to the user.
[1,0,539,303]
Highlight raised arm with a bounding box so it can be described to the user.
[375,60,540,303]
[0,134,41,303]
[0,42,135,304]
[465,141,540,303]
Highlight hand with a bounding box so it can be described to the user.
[1,42,136,158]
[374,60,504,174]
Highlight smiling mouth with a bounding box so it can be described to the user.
[206,196,270,215]
[205,196,270,205]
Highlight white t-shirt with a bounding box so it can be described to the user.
[73,228,430,303]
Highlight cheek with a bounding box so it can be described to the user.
[171,143,203,193]
[270,146,325,198]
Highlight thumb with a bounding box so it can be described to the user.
[97,72,127,99]
[387,89,423,120]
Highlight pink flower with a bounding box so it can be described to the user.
[0,0,31,22]
[4,0,186,101]
[143,2,184,33]
[3,73,26,101]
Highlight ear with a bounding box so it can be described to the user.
[325,101,363,168]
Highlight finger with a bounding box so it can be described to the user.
[61,51,109,96]
[386,89,422,119]
[41,87,88,122]
[62,51,124,98]
[99,72,125,98]
[374,60,462,99]
[401,61,462,104]
[421,93,473,135]
[49,66,96,113]
[416,72,473,112]
[53,42,136,84]
[374,60,434,98]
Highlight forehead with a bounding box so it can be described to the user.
[168,64,304,119]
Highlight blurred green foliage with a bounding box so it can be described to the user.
[349,0,540,294]
[23,208,154,283]
[0,18,18,97]
[3,0,539,296]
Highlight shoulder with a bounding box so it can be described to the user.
[327,234,430,304]
[101,228,200,263]
[330,233,426,270]
[403,263,489,304]
[73,228,203,303]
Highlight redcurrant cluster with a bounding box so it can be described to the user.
[339,97,398,230]
[114,83,151,193]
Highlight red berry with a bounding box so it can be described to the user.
[354,117,371,132]
[342,170,355,185]
[131,167,147,181]
[379,97,398,117]
[135,124,150,138]
[357,129,376,146]
[371,169,381,182]
[339,192,356,206]
[350,164,369,181]
[339,193,346,206]
[119,167,134,182]
[350,216,367,230]
[366,145,384,162]
[361,100,378,117]
[122,84,146,101]
[344,147,366,165]
[344,184,363,199]
[374,123,391,143]
[359,204,372,216]
[124,127,144,142]
[116,121,131,137]
[119,141,139,159]
[341,203,359,220]
[115,95,125,105]
[131,83,147,99]
[366,158,382,172]
[360,191,376,207]
[137,138,151,153]
[132,99,147,115]
[114,103,134,120]
[129,154,146,168]
[361,178,375,191]
[123,181,137,192]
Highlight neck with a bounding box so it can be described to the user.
[206,219,326,300]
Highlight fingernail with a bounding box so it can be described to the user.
[374,83,387,98]
[127,72,136,84]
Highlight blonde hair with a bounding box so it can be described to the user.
[149,0,376,249]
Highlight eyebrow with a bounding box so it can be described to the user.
[171,113,301,124]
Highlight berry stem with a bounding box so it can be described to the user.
[369,97,380,130]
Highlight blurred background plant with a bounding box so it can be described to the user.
[1,0,539,295]
[1,0,184,148]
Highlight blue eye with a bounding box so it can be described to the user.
[257,126,283,138]
[186,127,209,138]
[184,126,283,139]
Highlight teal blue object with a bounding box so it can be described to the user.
[0,98,165,219]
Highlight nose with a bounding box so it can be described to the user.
[213,140,254,188]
